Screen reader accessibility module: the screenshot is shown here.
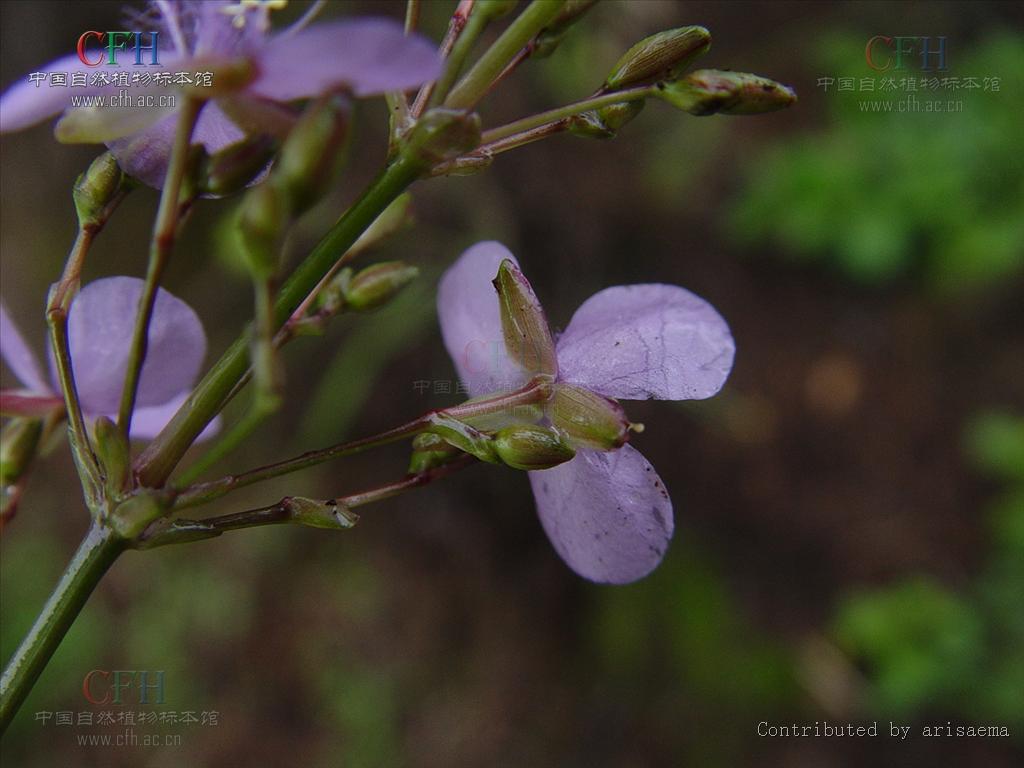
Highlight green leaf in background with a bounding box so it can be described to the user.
[728,34,1024,290]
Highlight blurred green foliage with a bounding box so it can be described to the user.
[729,34,1024,289]
[833,411,1024,725]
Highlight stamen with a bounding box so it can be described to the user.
[155,0,188,55]
[221,0,289,31]
[280,0,326,38]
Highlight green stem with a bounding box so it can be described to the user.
[444,0,567,111]
[427,8,489,109]
[480,84,654,144]
[0,524,125,733]
[404,0,421,34]
[172,377,550,510]
[117,98,203,439]
[45,226,104,507]
[134,154,426,489]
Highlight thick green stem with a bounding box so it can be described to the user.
[134,155,426,488]
[427,9,490,108]
[444,0,567,111]
[117,98,203,439]
[0,524,124,733]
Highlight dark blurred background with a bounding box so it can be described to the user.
[2,1,1022,766]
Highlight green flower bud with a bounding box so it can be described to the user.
[343,261,420,312]
[238,182,289,278]
[408,432,461,474]
[276,96,350,215]
[282,496,359,529]
[0,418,43,486]
[109,492,165,539]
[533,0,598,58]
[569,100,645,139]
[73,152,128,227]
[656,69,797,115]
[494,425,576,471]
[548,383,629,450]
[604,26,711,91]
[494,259,558,377]
[93,416,130,494]
[198,134,278,197]
[401,108,482,170]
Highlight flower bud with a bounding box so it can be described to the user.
[109,492,165,539]
[494,425,576,471]
[0,418,43,486]
[93,415,130,494]
[533,0,598,58]
[408,432,460,474]
[198,134,277,197]
[494,259,558,377]
[238,182,289,278]
[401,108,482,170]
[73,152,129,227]
[604,26,711,91]
[569,100,645,139]
[282,496,359,529]
[343,261,420,312]
[275,96,350,214]
[548,383,629,450]
[656,70,797,115]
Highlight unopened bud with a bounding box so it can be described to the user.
[569,100,645,139]
[494,425,575,470]
[401,108,482,170]
[534,0,598,58]
[344,261,420,312]
[109,492,165,539]
[73,152,129,227]
[238,182,289,277]
[657,69,797,115]
[276,96,350,214]
[605,26,711,91]
[198,134,277,197]
[93,416,130,493]
[494,259,558,377]
[548,383,629,450]
[0,418,43,486]
[408,432,460,474]
[283,496,359,529]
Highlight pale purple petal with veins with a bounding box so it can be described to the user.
[108,102,245,188]
[251,18,442,101]
[437,241,530,398]
[0,302,51,393]
[0,54,135,134]
[555,284,735,401]
[59,277,207,414]
[528,444,674,584]
[124,393,220,441]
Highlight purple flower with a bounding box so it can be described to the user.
[0,1,442,187]
[437,242,735,583]
[1,276,216,440]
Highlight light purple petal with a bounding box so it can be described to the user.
[437,241,530,397]
[107,102,244,188]
[556,284,735,401]
[528,444,674,584]
[0,301,50,393]
[250,19,442,101]
[60,277,207,415]
[122,393,220,442]
[0,54,123,133]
